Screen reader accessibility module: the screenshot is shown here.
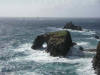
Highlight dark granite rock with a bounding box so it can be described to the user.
[93,41,100,75]
[32,30,73,57]
[63,21,82,31]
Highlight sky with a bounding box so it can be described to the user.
[0,0,100,18]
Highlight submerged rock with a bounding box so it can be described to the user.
[63,21,82,31]
[79,46,84,51]
[32,30,73,57]
[72,42,77,46]
[85,49,96,52]
[93,41,100,75]
[95,35,100,39]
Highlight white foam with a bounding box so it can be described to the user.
[10,43,79,63]
[82,31,96,35]
[67,29,83,33]
[76,41,96,49]
[76,58,96,75]
[2,72,39,75]
[77,42,89,46]
[67,29,96,36]
[14,43,32,52]
[10,42,96,75]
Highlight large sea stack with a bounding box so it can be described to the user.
[31,30,73,57]
[93,41,100,75]
[64,22,82,31]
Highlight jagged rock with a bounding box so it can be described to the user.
[32,30,73,57]
[63,21,82,31]
[93,41,100,75]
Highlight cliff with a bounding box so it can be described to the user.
[93,41,100,75]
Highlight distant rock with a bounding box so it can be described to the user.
[32,30,73,57]
[63,21,82,31]
[93,41,100,75]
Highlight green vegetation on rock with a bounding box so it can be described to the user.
[48,30,68,45]
[49,37,64,45]
[49,30,68,37]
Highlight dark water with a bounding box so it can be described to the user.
[0,18,100,75]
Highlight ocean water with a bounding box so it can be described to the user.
[0,18,100,75]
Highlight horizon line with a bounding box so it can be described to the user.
[0,16,100,19]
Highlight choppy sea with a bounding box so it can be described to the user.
[0,18,100,75]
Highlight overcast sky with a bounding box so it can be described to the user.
[0,0,100,17]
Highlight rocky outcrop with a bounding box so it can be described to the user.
[63,22,82,31]
[32,30,73,57]
[93,41,100,75]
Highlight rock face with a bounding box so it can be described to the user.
[47,31,73,56]
[93,41,100,75]
[32,30,73,57]
[31,34,49,49]
[63,22,82,31]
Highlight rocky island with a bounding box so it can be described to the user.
[32,30,74,57]
[63,21,82,31]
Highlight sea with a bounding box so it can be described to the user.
[0,17,100,75]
